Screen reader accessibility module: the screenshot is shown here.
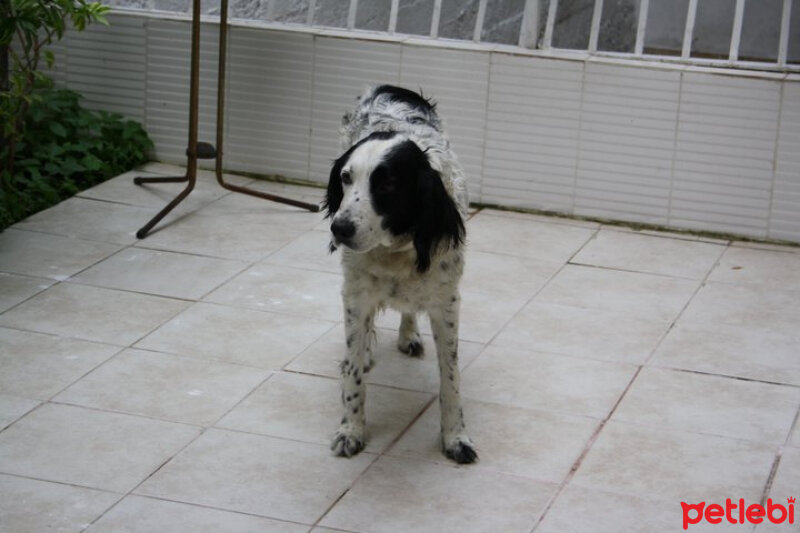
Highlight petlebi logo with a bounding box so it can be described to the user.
[681,497,795,529]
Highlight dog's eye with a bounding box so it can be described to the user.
[341,170,352,185]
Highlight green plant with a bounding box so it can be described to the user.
[1,0,111,176]
[0,0,153,230]
[0,85,153,228]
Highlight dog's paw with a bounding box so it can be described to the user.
[398,335,424,357]
[442,434,477,464]
[331,425,366,457]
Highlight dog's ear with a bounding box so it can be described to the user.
[413,166,465,273]
[324,153,347,219]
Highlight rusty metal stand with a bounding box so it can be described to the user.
[133,0,319,239]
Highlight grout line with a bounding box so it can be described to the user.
[759,404,800,506]
[532,234,727,531]
[530,365,644,531]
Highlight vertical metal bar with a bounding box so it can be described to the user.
[473,0,488,42]
[389,0,399,33]
[543,0,558,48]
[729,0,745,62]
[431,0,443,38]
[518,0,540,48]
[682,0,698,59]
[264,0,276,21]
[307,0,316,25]
[588,0,604,53]
[216,0,228,183]
[778,0,792,66]
[635,0,649,55]
[347,0,358,29]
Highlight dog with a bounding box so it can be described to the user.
[323,85,476,464]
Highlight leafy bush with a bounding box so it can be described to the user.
[0,84,153,229]
[1,0,153,230]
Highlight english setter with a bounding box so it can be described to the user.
[324,85,476,464]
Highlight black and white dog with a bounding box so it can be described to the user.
[324,85,476,464]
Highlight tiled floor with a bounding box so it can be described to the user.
[1,163,799,532]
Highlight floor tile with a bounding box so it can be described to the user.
[756,448,800,531]
[0,395,39,430]
[571,230,725,278]
[651,322,800,386]
[0,403,200,492]
[55,348,269,426]
[766,447,800,508]
[613,367,800,445]
[601,224,730,245]
[136,302,334,368]
[466,212,595,263]
[461,346,637,418]
[204,263,343,321]
[461,249,561,301]
[0,474,120,533]
[710,246,800,290]
[136,429,373,524]
[571,420,776,503]
[493,301,670,364]
[320,455,555,533]
[13,197,164,245]
[388,398,597,483]
[200,190,324,232]
[536,484,744,533]
[264,230,342,273]
[72,248,247,300]
[679,282,800,335]
[217,372,432,453]
[0,328,120,400]
[287,324,484,393]
[0,273,53,313]
[478,208,600,229]
[136,211,305,262]
[0,284,190,346]
[536,265,699,322]
[77,168,248,210]
[0,229,120,281]
[86,495,310,533]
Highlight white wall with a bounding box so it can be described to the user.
[50,13,800,242]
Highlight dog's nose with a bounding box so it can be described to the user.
[331,218,356,242]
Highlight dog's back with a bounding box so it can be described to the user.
[341,85,442,149]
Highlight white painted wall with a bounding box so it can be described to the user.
[50,13,800,242]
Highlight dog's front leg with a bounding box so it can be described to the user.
[429,293,477,464]
[331,294,373,457]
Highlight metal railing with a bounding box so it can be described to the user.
[298,0,798,71]
[111,0,799,71]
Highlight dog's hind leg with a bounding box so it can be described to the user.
[397,312,424,357]
[331,295,374,458]
[429,293,477,464]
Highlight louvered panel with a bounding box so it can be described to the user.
[575,63,679,225]
[63,15,146,121]
[145,19,221,164]
[225,28,313,181]
[770,82,800,241]
[308,37,402,184]
[671,72,781,237]
[483,55,583,213]
[400,45,490,202]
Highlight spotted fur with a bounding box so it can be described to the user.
[325,85,476,464]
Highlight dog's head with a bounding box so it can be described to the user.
[324,131,464,273]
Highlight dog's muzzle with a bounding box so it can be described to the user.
[331,218,356,248]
